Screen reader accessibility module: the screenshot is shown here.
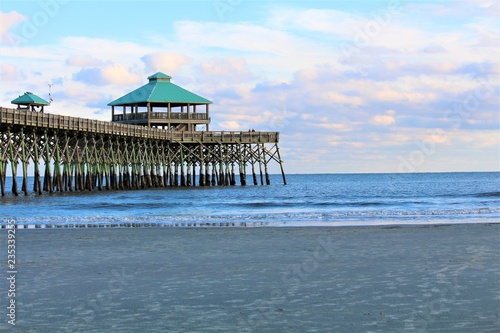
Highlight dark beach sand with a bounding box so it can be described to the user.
[1,223,499,332]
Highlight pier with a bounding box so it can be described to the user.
[0,73,286,196]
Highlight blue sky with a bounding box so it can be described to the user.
[0,0,499,174]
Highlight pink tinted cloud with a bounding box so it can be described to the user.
[0,11,26,44]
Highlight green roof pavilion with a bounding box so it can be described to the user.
[11,92,50,113]
[109,73,212,131]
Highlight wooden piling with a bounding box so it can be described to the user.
[186,162,192,187]
[21,132,29,196]
[33,154,42,195]
[257,144,264,185]
[21,162,28,196]
[251,157,258,186]
[180,146,186,187]
[162,164,168,187]
[199,163,205,187]
[205,162,211,186]
[0,161,6,196]
[43,160,53,193]
[211,164,217,186]
[276,144,287,185]
[230,163,236,186]
[68,163,74,191]
[239,145,246,186]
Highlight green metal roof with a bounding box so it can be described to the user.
[108,72,212,106]
[11,92,50,106]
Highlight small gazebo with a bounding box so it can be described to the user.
[11,92,50,113]
[109,72,212,131]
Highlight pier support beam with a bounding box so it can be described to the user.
[0,161,6,197]
[20,131,29,196]
[10,160,18,196]
[0,162,6,196]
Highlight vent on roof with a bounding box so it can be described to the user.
[147,72,172,82]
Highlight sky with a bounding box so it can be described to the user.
[0,0,499,174]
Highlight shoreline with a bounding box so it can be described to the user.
[1,220,499,230]
[1,223,499,332]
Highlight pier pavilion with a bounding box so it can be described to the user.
[109,72,211,131]
[11,92,50,113]
[0,73,286,196]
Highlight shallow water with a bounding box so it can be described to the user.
[1,172,499,227]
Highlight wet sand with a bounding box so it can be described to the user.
[1,223,499,332]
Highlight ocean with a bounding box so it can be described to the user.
[0,172,499,228]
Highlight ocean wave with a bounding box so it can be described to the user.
[3,207,498,227]
[236,201,392,208]
[474,191,500,198]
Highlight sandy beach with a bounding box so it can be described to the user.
[1,223,499,332]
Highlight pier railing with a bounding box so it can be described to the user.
[0,107,278,144]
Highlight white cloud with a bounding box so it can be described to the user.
[173,20,303,55]
[313,123,353,131]
[0,11,26,44]
[55,87,107,108]
[171,20,331,76]
[74,63,142,86]
[270,8,361,36]
[198,58,251,80]
[66,55,104,67]
[372,111,396,126]
[218,120,241,131]
[60,37,154,63]
[0,63,26,81]
[321,91,365,106]
[424,133,451,145]
[141,52,192,75]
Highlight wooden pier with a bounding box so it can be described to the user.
[0,107,285,196]
[0,73,286,196]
